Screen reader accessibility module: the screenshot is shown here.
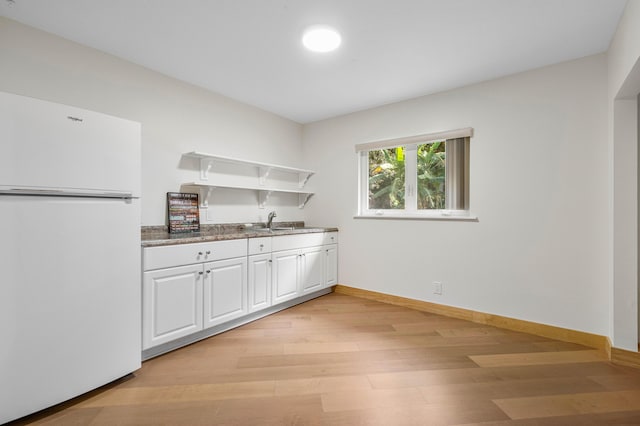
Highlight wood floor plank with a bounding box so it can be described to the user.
[74,381,276,408]
[436,326,508,338]
[486,362,635,382]
[588,372,640,390]
[275,374,372,396]
[283,341,361,354]
[357,334,503,351]
[320,401,510,426]
[237,348,400,368]
[493,389,640,419]
[320,387,426,412]
[419,376,605,403]
[469,349,606,367]
[368,366,519,390]
[456,411,640,426]
[214,394,324,426]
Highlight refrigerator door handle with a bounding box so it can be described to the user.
[0,186,137,199]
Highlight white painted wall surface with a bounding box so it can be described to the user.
[611,99,638,350]
[0,17,304,226]
[607,1,640,350]
[303,55,610,336]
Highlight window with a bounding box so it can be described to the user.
[356,127,473,219]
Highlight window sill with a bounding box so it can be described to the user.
[354,211,478,221]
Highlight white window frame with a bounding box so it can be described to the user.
[355,128,476,220]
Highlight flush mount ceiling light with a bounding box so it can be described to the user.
[302,25,342,53]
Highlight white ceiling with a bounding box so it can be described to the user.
[0,0,628,123]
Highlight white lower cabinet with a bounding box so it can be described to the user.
[142,264,203,350]
[272,248,300,304]
[142,239,247,350]
[203,257,247,328]
[301,245,325,295]
[325,244,338,287]
[142,232,337,353]
[271,233,339,304]
[248,253,272,312]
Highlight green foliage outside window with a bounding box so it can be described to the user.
[417,141,445,209]
[368,147,405,209]
[368,142,445,210]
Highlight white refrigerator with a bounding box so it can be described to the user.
[0,91,142,424]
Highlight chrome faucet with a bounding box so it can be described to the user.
[267,211,277,230]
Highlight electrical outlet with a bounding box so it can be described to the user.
[433,281,442,295]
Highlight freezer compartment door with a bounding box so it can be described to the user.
[0,196,141,424]
[0,91,141,196]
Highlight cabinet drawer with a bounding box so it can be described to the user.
[272,233,326,252]
[248,237,272,255]
[143,239,248,271]
[323,232,338,245]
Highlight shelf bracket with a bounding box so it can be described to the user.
[181,184,214,208]
[258,166,272,186]
[298,193,314,209]
[298,172,312,188]
[199,158,213,181]
[258,190,273,209]
[202,187,215,208]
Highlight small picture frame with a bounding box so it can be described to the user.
[167,192,200,233]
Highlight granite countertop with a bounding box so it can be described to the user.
[141,222,338,247]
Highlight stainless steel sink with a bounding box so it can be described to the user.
[253,226,295,232]
[248,226,329,233]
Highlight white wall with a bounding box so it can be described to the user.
[607,0,640,350]
[303,54,610,336]
[0,17,304,226]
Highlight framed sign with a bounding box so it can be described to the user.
[167,192,200,233]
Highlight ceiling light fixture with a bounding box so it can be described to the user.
[302,25,341,53]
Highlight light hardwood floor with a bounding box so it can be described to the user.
[12,293,640,425]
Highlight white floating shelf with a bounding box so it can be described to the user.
[183,152,315,188]
[182,182,314,209]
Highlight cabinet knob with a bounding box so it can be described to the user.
[206,270,211,274]
[259,244,264,249]
[206,250,211,255]
[198,271,204,275]
[198,252,203,256]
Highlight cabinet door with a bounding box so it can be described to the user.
[248,253,272,313]
[325,244,338,287]
[300,246,325,294]
[142,264,203,350]
[272,249,300,304]
[203,257,248,329]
